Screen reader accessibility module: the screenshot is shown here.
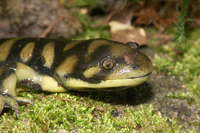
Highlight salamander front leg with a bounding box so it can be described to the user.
[0,62,67,117]
[0,63,22,117]
[0,62,43,116]
[0,95,20,117]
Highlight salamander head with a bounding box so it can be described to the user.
[54,39,153,91]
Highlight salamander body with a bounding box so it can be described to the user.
[0,38,153,116]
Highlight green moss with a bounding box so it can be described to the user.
[70,5,111,40]
[73,11,111,40]
[71,0,98,7]
[154,29,200,110]
[155,29,200,78]
[0,95,185,132]
[153,54,174,74]
[74,25,111,40]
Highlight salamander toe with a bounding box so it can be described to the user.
[0,95,20,117]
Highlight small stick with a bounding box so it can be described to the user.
[40,14,66,37]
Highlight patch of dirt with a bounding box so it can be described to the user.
[147,73,200,132]
[0,0,82,38]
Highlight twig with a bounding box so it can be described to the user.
[90,10,116,28]
[40,14,66,37]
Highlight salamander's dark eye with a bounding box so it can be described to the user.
[101,58,115,70]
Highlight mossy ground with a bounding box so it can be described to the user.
[153,29,200,106]
[0,92,184,132]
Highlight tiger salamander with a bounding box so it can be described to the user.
[0,38,153,116]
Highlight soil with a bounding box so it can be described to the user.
[0,0,82,38]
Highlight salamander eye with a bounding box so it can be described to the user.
[101,58,115,70]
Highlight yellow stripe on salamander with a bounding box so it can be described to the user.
[41,42,55,68]
[63,40,83,51]
[64,76,149,90]
[87,40,110,55]
[0,38,19,62]
[83,66,101,79]
[55,55,78,77]
[84,40,110,63]
[20,42,35,63]
[14,62,66,92]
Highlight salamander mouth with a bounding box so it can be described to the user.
[136,71,152,78]
[124,71,152,79]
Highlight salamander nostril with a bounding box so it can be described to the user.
[132,64,138,69]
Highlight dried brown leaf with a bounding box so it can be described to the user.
[109,21,148,45]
